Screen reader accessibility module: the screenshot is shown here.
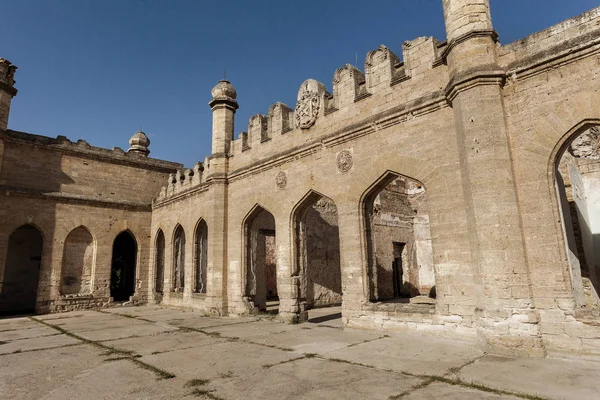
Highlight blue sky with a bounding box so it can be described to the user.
[1,0,598,167]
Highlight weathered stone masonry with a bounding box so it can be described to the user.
[2,1,600,357]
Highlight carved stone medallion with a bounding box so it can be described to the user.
[276,171,287,189]
[569,126,600,160]
[337,150,353,172]
[294,79,322,130]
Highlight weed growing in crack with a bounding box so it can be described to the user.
[185,379,210,388]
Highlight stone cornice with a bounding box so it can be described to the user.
[209,98,239,111]
[503,32,600,83]
[1,185,152,211]
[440,29,499,61]
[445,68,506,103]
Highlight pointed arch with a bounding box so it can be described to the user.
[1,224,44,314]
[291,190,342,309]
[154,229,165,294]
[193,219,208,294]
[61,226,95,295]
[548,119,600,308]
[110,230,137,301]
[242,204,277,312]
[360,170,435,302]
[172,224,186,292]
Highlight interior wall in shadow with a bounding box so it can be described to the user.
[0,225,43,314]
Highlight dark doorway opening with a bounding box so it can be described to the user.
[155,230,165,294]
[110,231,137,302]
[1,225,43,315]
[392,242,405,298]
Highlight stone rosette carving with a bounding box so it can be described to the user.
[569,126,600,160]
[336,150,353,172]
[294,79,324,130]
[276,171,287,189]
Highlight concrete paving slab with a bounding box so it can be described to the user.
[39,359,188,400]
[0,316,37,329]
[202,319,299,340]
[247,324,385,355]
[141,340,297,381]
[404,382,522,400]
[51,317,148,332]
[0,343,186,400]
[34,310,100,321]
[101,330,227,356]
[0,333,80,354]
[46,314,120,326]
[173,315,259,330]
[307,306,343,328]
[459,355,600,400]
[4,306,600,400]
[326,334,484,376]
[99,305,165,315]
[0,324,59,341]
[73,322,178,342]
[209,357,422,400]
[124,310,210,324]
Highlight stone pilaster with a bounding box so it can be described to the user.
[442,0,543,356]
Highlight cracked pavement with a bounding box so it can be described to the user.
[1,306,599,399]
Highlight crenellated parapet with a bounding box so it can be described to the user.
[229,35,447,162]
[365,45,403,92]
[333,64,366,108]
[156,160,206,201]
[268,102,293,135]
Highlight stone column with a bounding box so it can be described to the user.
[336,199,367,320]
[275,213,303,323]
[442,0,543,356]
[205,80,238,315]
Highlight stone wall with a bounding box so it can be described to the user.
[0,130,180,313]
[4,0,600,357]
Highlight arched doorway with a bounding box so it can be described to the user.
[172,225,185,292]
[362,172,435,303]
[244,205,277,313]
[154,229,165,296]
[194,220,208,294]
[110,231,137,302]
[61,226,94,295]
[293,192,342,310]
[555,124,600,309]
[1,225,43,314]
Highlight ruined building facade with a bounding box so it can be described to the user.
[1,0,600,357]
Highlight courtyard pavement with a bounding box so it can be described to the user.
[1,305,599,400]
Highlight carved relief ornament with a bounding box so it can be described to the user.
[569,126,600,160]
[337,150,353,172]
[294,79,323,130]
[276,171,287,189]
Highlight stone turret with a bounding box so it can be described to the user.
[0,58,18,131]
[127,131,150,156]
[208,80,239,156]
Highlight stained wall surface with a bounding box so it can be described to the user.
[2,1,600,357]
